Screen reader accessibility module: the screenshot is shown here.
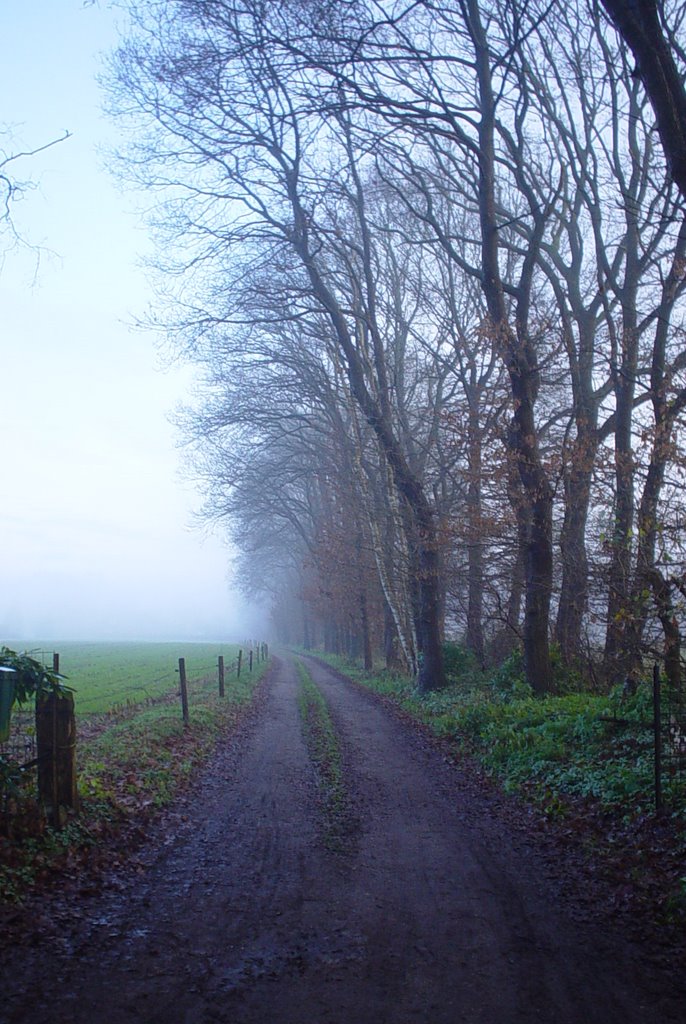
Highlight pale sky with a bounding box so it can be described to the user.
[0,1,266,642]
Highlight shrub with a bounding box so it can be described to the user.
[442,641,480,684]
[488,649,529,697]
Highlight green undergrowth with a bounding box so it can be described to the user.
[0,661,269,902]
[296,661,350,850]
[304,648,685,822]
[298,647,686,937]
[300,647,686,940]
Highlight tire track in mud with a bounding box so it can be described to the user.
[2,652,684,1024]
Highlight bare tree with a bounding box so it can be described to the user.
[600,0,686,201]
[0,127,70,267]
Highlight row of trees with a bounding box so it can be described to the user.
[107,0,686,693]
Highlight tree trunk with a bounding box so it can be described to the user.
[466,406,485,664]
[469,0,552,693]
[556,441,593,663]
[384,598,404,671]
[503,458,528,652]
[502,365,553,696]
[303,609,313,651]
[602,75,644,683]
[604,360,636,680]
[360,588,373,671]
[523,486,554,695]
[414,514,446,694]
[467,533,485,666]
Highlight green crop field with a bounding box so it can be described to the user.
[0,640,270,900]
[2,641,245,715]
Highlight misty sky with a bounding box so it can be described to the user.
[0,2,266,642]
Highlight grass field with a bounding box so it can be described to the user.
[3,641,248,715]
[0,640,270,900]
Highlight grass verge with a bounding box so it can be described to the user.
[303,648,686,941]
[0,661,269,903]
[296,661,352,851]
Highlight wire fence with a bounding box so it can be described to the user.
[0,643,269,832]
[0,652,56,826]
[6,645,265,715]
[0,707,40,836]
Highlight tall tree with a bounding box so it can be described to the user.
[600,0,686,200]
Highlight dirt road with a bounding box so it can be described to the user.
[2,653,683,1023]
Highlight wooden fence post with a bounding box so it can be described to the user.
[35,692,78,828]
[218,655,225,698]
[178,657,190,727]
[52,652,60,675]
[237,649,242,678]
[249,649,253,672]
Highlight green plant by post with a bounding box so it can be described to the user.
[0,646,73,748]
[0,647,72,704]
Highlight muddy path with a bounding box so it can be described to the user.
[2,653,683,1023]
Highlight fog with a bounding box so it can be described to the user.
[0,2,267,644]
